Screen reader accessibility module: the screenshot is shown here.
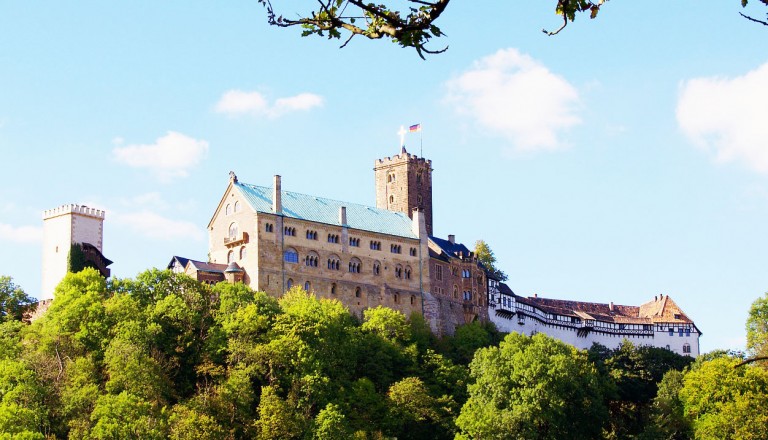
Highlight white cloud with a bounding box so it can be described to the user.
[112,210,204,241]
[112,131,209,181]
[215,90,324,118]
[677,62,768,173]
[0,223,42,244]
[444,48,581,152]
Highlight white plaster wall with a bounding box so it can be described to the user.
[41,214,72,298]
[490,308,699,357]
[71,214,104,251]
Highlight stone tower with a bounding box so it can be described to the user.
[374,147,433,236]
[41,204,107,298]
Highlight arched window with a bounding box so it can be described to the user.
[331,283,337,295]
[328,255,340,270]
[229,222,238,239]
[404,266,412,280]
[389,195,394,204]
[395,264,403,279]
[373,261,381,275]
[286,278,293,289]
[227,250,234,263]
[304,281,311,292]
[683,343,691,354]
[239,246,247,260]
[284,248,299,263]
[225,204,232,215]
[349,257,362,273]
[305,252,319,267]
[234,201,240,212]
[453,285,458,299]
[411,295,416,305]
[355,287,361,298]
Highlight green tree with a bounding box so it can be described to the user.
[473,240,507,282]
[313,403,353,440]
[641,369,692,440]
[385,376,455,439]
[253,385,304,440]
[746,292,768,363]
[679,356,768,439]
[455,332,607,440]
[0,276,35,321]
[362,306,411,344]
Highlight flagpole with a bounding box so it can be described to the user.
[420,124,423,157]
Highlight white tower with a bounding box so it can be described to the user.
[41,204,106,298]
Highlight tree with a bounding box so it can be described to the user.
[678,356,768,439]
[473,240,507,282]
[256,0,609,59]
[455,332,607,439]
[746,292,768,363]
[0,276,35,321]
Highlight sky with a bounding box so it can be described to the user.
[1,1,767,353]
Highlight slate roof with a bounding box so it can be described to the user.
[167,256,190,270]
[429,236,472,257]
[187,260,228,274]
[234,182,417,239]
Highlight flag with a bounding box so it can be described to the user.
[409,123,421,132]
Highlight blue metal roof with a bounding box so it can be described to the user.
[235,182,418,239]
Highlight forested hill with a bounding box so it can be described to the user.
[1,268,766,439]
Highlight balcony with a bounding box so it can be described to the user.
[224,232,249,247]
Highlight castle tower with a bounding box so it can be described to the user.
[41,204,107,297]
[374,147,433,236]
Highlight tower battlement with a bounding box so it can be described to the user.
[374,152,432,168]
[43,204,106,220]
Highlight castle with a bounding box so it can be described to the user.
[38,146,700,355]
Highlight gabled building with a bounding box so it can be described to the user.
[489,287,701,356]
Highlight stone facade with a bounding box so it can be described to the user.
[374,147,434,236]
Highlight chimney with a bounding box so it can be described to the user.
[339,206,347,226]
[273,175,282,215]
[609,302,614,312]
[448,234,455,244]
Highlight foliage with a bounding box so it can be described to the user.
[255,0,610,59]
[5,267,765,438]
[455,332,608,439]
[473,240,507,282]
[0,276,35,322]
[67,243,87,274]
[746,292,768,361]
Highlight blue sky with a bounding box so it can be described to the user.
[1,1,767,353]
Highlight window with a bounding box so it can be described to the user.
[331,283,337,295]
[306,230,318,240]
[462,269,470,278]
[463,291,472,301]
[417,195,423,205]
[265,223,274,232]
[327,256,340,270]
[239,246,246,260]
[349,237,360,247]
[355,287,361,298]
[679,328,684,337]
[451,267,459,276]
[390,244,401,254]
[284,248,299,263]
[304,281,311,292]
[225,204,232,215]
[411,295,416,305]
[305,252,319,267]
[669,328,674,336]
[395,265,403,278]
[234,201,240,212]
[388,172,396,183]
[370,241,381,250]
[409,247,417,257]
[327,234,339,244]
[685,328,691,337]
[389,195,394,204]
[373,261,381,275]
[435,265,443,281]
[404,266,411,280]
[229,222,239,239]
[683,343,691,354]
[453,285,458,299]
[284,226,296,236]
[394,293,400,304]
[286,278,293,289]
[227,250,234,263]
[417,172,422,183]
[349,258,361,273]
